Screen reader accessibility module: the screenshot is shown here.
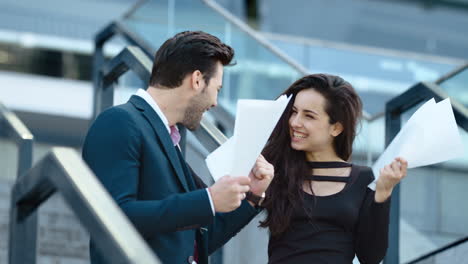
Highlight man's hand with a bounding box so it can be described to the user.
[248,155,274,196]
[209,176,250,212]
[375,157,408,203]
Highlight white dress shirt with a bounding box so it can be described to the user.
[135,89,216,216]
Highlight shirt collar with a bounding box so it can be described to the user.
[135,88,171,134]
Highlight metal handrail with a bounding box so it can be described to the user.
[9,147,161,263]
[436,63,468,85]
[0,102,37,264]
[262,32,466,67]
[406,235,468,264]
[201,0,310,76]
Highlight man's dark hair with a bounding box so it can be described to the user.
[149,31,234,88]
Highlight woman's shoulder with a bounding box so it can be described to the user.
[351,164,375,185]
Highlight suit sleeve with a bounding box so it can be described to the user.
[82,108,213,239]
[189,168,261,254]
[355,172,391,264]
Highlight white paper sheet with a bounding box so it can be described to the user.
[206,95,291,181]
[370,98,464,190]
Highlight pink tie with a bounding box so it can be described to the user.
[170,125,181,146]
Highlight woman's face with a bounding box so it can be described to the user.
[289,89,341,154]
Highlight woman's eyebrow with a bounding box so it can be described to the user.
[292,106,318,115]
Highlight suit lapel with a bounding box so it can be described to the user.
[129,95,190,192]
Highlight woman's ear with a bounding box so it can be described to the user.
[331,122,344,137]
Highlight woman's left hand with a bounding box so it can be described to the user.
[375,157,408,203]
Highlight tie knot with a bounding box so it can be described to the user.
[170,125,181,146]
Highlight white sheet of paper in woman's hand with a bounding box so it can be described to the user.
[206,95,291,181]
[369,98,464,190]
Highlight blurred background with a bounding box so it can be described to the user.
[0,0,467,263]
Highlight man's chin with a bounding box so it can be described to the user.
[186,124,200,131]
[184,119,202,131]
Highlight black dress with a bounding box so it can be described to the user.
[268,162,391,264]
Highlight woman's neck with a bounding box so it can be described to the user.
[305,150,343,162]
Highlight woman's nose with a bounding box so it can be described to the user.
[290,115,302,128]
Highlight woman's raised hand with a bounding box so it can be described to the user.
[375,157,408,203]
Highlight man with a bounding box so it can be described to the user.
[82,31,274,264]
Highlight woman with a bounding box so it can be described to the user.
[260,74,407,264]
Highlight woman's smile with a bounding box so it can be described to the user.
[291,129,308,141]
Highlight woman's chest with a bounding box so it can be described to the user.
[295,189,367,230]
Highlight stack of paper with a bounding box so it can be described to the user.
[206,95,291,181]
[370,98,464,190]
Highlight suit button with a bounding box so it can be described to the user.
[187,256,197,264]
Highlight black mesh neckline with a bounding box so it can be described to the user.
[306,161,352,182]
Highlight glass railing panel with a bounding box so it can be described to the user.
[438,67,468,108]
[265,36,462,117]
[399,104,468,263]
[0,138,18,182]
[113,70,147,106]
[352,116,386,166]
[121,0,303,116]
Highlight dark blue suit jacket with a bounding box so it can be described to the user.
[82,95,259,264]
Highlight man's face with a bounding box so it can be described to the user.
[182,62,223,131]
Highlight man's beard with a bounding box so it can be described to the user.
[182,92,207,131]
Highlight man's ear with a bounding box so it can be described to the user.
[331,122,344,137]
[190,70,204,93]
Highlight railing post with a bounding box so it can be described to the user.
[383,104,401,264]
[0,105,38,264]
[9,137,38,264]
[9,205,38,264]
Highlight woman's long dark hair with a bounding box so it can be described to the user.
[260,74,363,237]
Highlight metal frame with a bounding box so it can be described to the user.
[383,63,468,264]
[9,147,161,264]
[93,45,153,119]
[93,21,155,120]
[0,103,37,264]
